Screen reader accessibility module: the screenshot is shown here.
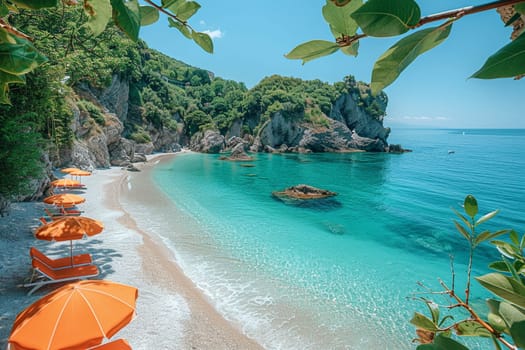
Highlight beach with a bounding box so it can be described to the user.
[0,153,262,349]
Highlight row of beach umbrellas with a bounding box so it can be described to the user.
[7,168,138,350]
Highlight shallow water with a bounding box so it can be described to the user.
[140,129,524,349]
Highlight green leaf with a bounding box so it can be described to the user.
[487,299,510,334]
[175,1,200,21]
[0,39,48,75]
[0,28,16,44]
[111,0,140,41]
[475,209,499,226]
[514,3,525,15]
[168,17,192,39]
[0,1,9,17]
[370,24,451,95]
[351,0,420,37]
[511,320,525,348]
[0,70,25,104]
[475,229,509,246]
[489,261,510,273]
[509,230,520,246]
[452,208,473,231]
[424,300,440,324]
[476,273,525,309]
[139,6,159,26]
[492,240,519,259]
[285,40,339,64]
[162,0,184,12]
[454,221,470,241]
[464,195,478,218]
[191,31,213,53]
[454,320,491,337]
[322,0,362,37]
[472,32,525,79]
[410,312,438,331]
[84,0,112,37]
[417,334,469,350]
[11,0,57,9]
[341,42,359,56]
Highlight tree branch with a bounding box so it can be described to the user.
[338,0,525,47]
[142,0,195,32]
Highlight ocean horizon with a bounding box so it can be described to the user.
[127,128,525,349]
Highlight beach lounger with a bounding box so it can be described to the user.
[30,247,93,270]
[23,259,99,295]
[89,339,132,350]
[44,207,82,220]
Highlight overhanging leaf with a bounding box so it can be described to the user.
[175,1,200,21]
[285,40,339,64]
[84,0,112,37]
[0,1,9,17]
[0,70,25,104]
[0,28,17,44]
[351,0,421,37]
[341,42,359,56]
[410,312,438,331]
[452,208,473,231]
[476,273,525,309]
[370,24,451,95]
[510,320,525,347]
[168,17,192,39]
[111,0,140,41]
[472,32,525,79]
[139,6,159,26]
[417,333,469,350]
[454,320,491,337]
[191,31,213,53]
[162,0,184,13]
[322,0,362,37]
[0,38,48,75]
[454,221,470,241]
[487,299,510,334]
[11,0,57,9]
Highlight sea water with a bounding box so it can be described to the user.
[147,129,525,349]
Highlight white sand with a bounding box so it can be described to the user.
[0,154,262,349]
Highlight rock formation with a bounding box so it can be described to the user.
[272,184,338,200]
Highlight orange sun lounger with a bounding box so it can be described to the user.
[89,339,132,350]
[23,259,99,295]
[30,247,93,269]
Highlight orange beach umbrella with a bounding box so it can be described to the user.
[50,179,82,188]
[43,193,85,207]
[60,167,81,174]
[70,170,91,177]
[8,280,138,350]
[35,216,103,242]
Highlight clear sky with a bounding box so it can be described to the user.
[140,1,525,129]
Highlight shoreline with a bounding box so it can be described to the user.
[0,153,262,349]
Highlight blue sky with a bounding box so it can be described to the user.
[140,1,525,129]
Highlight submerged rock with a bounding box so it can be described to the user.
[272,184,337,200]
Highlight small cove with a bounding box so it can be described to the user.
[128,128,525,349]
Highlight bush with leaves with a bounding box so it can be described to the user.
[410,195,525,349]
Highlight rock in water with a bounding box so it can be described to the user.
[272,184,337,200]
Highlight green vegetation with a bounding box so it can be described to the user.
[0,0,212,104]
[287,0,525,94]
[78,100,105,126]
[411,195,525,350]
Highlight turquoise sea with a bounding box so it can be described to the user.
[148,128,524,349]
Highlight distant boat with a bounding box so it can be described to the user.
[448,150,455,154]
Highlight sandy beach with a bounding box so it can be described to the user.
[0,153,262,349]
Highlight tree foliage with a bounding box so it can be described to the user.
[0,0,213,104]
[287,0,525,94]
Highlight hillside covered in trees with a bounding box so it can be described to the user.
[0,4,393,209]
